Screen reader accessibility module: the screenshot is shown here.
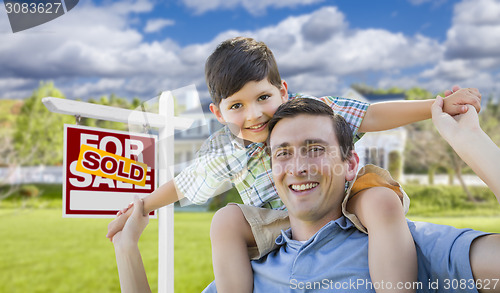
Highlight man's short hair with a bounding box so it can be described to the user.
[205,37,282,106]
[267,98,354,161]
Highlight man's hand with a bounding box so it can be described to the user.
[112,196,149,246]
[106,201,137,241]
[442,87,481,116]
[107,212,129,242]
[431,95,481,144]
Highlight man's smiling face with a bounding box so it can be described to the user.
[270,114,357,224]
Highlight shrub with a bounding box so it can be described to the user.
[404,184,500,217]
[19,185,40,198]
[208,188,242,211]
[388,151,402,181]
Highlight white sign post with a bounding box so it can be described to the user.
[43,91,192,293]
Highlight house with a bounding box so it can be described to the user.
[342,89,407,179]
[173,99,223,175]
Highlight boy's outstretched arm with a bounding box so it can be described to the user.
[358,87,481,133]
[106,179,184,240]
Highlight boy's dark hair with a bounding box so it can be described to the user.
[267,98,354,161]
[205,37,282,106]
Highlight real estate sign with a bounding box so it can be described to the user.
[63,125,157,218]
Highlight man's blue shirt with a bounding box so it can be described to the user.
[204,217,489,292]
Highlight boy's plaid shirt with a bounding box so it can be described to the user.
[174,93,369,209]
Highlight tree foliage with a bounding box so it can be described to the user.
[13,82,74,166]
[82,94,142,131]
[351,83,404,96]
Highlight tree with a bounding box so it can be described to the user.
[405,87,433,101]
[82,94,146,131]
[351,83,404,96]
[13,81,74,166]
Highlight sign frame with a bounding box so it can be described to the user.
[62,124,158,218]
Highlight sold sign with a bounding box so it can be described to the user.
[76,145,148,187]
[63,124,157,218]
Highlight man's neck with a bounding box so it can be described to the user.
[289,215,341,241]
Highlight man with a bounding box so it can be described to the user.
[113,97,500,293]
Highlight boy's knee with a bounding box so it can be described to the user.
[360,187,404,220]
[210,204,248,240]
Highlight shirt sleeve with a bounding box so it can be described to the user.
[409,220,491,292]
[289,93,370,143]
[201,281,217,293]
[174,128,247,205]
[316,96,369,143]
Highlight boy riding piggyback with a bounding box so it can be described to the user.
[107,37,481,293]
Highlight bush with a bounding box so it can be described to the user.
[208,187,243,211]
[388,151,402,181]
[19,185,40,198]
[404,184,500,217]
[0,183,61,209]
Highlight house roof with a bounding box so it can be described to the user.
[362,93,407,103]
[342,88,406,103]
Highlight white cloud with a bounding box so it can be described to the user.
[4,1,498,102]
[445,0,500,59]
[416,0,500,94]
[0,3,450,100]
[377,76,421,91]
[181,0,324,15]
[242,7,443,94]
[0,78,38,99]
[0,0,210,99]
[420,59,480,81]
[144,18,175,33]
[72,78,126,98]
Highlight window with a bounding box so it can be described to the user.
[365,147,385,168]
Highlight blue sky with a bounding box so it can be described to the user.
[1,0,499,101]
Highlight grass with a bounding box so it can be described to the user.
[2,208,500,293]
[407,216,500,233]
[2,183,500,292]
[0,209,214,293]
[404,184,500,217]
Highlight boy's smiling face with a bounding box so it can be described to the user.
[210,79,288,143]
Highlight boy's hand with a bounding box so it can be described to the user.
[442,87,481,116]
[443,85,461,97]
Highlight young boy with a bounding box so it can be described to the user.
[107,37,481,292]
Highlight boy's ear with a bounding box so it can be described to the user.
[280,80,288,103]
[209,103,226,124]
[345,151,359,182]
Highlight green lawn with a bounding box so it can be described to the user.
[1,208,500,293]
[0,209,214,293]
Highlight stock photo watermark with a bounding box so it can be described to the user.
[290,278,499,291]
[3,0,79,33]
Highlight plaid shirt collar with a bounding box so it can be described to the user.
[223,126,267,156]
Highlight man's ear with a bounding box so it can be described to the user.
[209,103,226,124]
[345,151,359,181]
[280,80,288,103]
